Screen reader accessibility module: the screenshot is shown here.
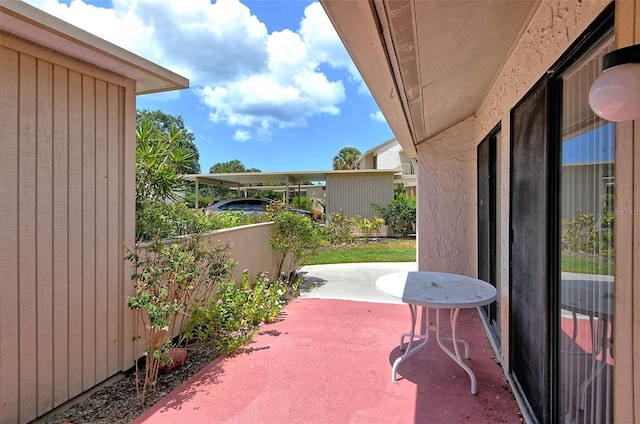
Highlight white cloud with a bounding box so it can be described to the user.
[370,111,387,123]
[233,130,251,142]
[25,0,356,141]
[299,2,360,81]
[32,0,160,66]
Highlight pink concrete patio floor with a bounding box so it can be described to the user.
[134,298,522,424]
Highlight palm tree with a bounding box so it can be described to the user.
[332,146,361,170]
[135,115,195,210]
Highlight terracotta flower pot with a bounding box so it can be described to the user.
[159,348,188,375]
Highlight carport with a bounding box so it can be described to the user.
[183,169,401,224]
[184,170,329,207]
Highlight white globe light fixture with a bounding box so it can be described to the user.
[589,44,640,122]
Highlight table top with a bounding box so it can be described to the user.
[376,271,497,309]
[560,278,614,318]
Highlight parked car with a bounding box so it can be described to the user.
[204,197,314,219]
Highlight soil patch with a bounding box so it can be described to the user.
[41,343,218,424]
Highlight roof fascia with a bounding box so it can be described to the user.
[184,169,401,186]
[320,0,416,159]
[357,137,399,163]
[0,1,188,94]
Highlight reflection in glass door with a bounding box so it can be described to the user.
[560,35,614,424]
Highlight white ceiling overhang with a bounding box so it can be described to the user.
[320,0,539,158]
[0,1,188,94]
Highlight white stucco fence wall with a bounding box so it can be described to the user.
[123,222,278,383]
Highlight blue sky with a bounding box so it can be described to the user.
[25,0,395,172]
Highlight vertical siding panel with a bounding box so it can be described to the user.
[2,34,140,420]
[36,58,54,417]
[122,81,137,371]
[106,83,121,375]
[52,63,70,407]
[81,75,97,390]
[326,173,393,220]
[67,70,83,398]
[94,80,108,383]
[18,53,38,424]
[0,46,20,424]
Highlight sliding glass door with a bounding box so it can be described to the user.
[510,76,553,423]
[559,34,615,424]
[509,10,614,422]
[478,127,500,343]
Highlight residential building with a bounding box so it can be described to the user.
[0,3,187,422]
[321,0,635,422]
[357,138,416,196]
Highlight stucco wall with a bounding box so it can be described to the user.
[417,116,477,275]
[476,0,610,135]
[377,142,403,169]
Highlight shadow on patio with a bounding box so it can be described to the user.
[134,294,521,423]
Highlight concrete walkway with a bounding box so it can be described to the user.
[134,263,521,424]
[298,262,417,303]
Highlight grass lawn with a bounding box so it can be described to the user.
[306,238,613,276]
[561,252,614,276]
[306,238,416,265]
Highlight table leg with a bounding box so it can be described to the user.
[578,316,612,410]
[434,308,478,394]
[392,304,431,382]
[399,305,429,351]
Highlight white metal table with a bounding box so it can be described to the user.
[376,271,497,394]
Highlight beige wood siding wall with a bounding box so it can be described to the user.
[325,173,394,220]
[0,34,134,424]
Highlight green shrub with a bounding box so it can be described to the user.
[136,202,268,242]
[291,195,313,212]
[373,194,416,237]
[268,210,321,281]
[326,210,354,244]
[126,235,235,398]
[562,207,614,257]
[183,271,287,356]
[183,191,213,209]
[353,215,384,242]
[599,194,615,257]
[562,211,598,254]
[208,211,266,228]
[136,201,219,242]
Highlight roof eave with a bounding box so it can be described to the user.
[0,1,188,94]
